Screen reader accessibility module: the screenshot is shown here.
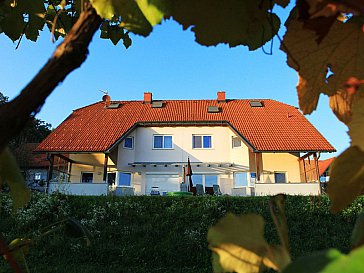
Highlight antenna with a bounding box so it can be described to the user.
[99,89,108,95]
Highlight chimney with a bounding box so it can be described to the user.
[144,92,152,104]
[217,91,226,102]
[102,94,111,107]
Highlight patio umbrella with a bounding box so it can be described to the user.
[186,157,193,192]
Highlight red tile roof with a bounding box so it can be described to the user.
[36,99,336,153]
[318,157,335,176]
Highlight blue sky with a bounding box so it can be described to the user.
[0,7,349,158]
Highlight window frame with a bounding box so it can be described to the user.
[274,172,287,183]
[153,135,174,149]
[192,135,213,149]
[232,136,242,148]
[233,172,249,188]
[81,172,94,183]
[123,136,134,149]
[118,172,132,186]
[191,174,219,188]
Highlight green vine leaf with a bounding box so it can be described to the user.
[282,249,344,273]
[0,147,31,210]
[207,213,290,273]
[168,0,281,49]
[327,146,364,213]
[0,0,46,42]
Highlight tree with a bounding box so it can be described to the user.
[0,92,51,148]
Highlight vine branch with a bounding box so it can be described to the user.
[0,1,102,153]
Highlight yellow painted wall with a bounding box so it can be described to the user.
[69,153,116,183]
[261,152,301,183]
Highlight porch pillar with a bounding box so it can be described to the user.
[46,154,54,194]
[68,162,72,182]
[313,152,321,195]
[255,153,261,182]
[103,154,109,183]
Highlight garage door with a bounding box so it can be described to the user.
[146,174,179,195]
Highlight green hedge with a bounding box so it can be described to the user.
[0,193,363,273]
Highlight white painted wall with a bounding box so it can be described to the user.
[117,126,250,168]
[48,182,108,195]
[255,183,320,196]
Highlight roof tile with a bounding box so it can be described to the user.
[36,99,336,153]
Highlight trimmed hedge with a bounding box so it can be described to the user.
[0,193,363,273]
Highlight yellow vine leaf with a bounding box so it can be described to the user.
[90,0,154,36]
[329,89,355,125]
[349,94,364,151]
[0,147,31,210]
[328,146,364,213]
[3,238,32,262]
[282,15,364,114]
[207,213,290,273]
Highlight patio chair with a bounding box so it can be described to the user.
[196,184,205,196]
[180,183,188,192]
[150,186,160,196]
[213,184,222,196]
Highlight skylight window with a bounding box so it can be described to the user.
[207,106,220,113]
[249,101,264,107]
[106,103,121,109]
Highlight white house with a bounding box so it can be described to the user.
[35,91,335,196]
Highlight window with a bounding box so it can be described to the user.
[123,137,134,149]
[153,135,173,149]
[205,175,218,187]
[274,172,287,183]
[119,172,131,186]
[232,137,241,148]
[192,175,203,186]
[234,172,248,187]
[107,172,116,185]
[34,172,42,181]
[192,174,218,187]
[81,172,93,183]
[192,135,212,149]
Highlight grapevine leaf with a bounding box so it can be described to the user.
[329,88,355,125]
[0,147,31,210]
[4,238,32,262]
[90,0,153,36]
[351,210,364,249]
[135,0,169,26]
[207,213,290,272]
[282,15,364,114]
[282,249,344,273]
[327,146,364,213]
[169,0,281,49]
[274,0,290,8]
[25,13,45,42]
[349,94,364,151]
[321,246,364,273]
[0,6,24,41]
[123,31,132,48]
